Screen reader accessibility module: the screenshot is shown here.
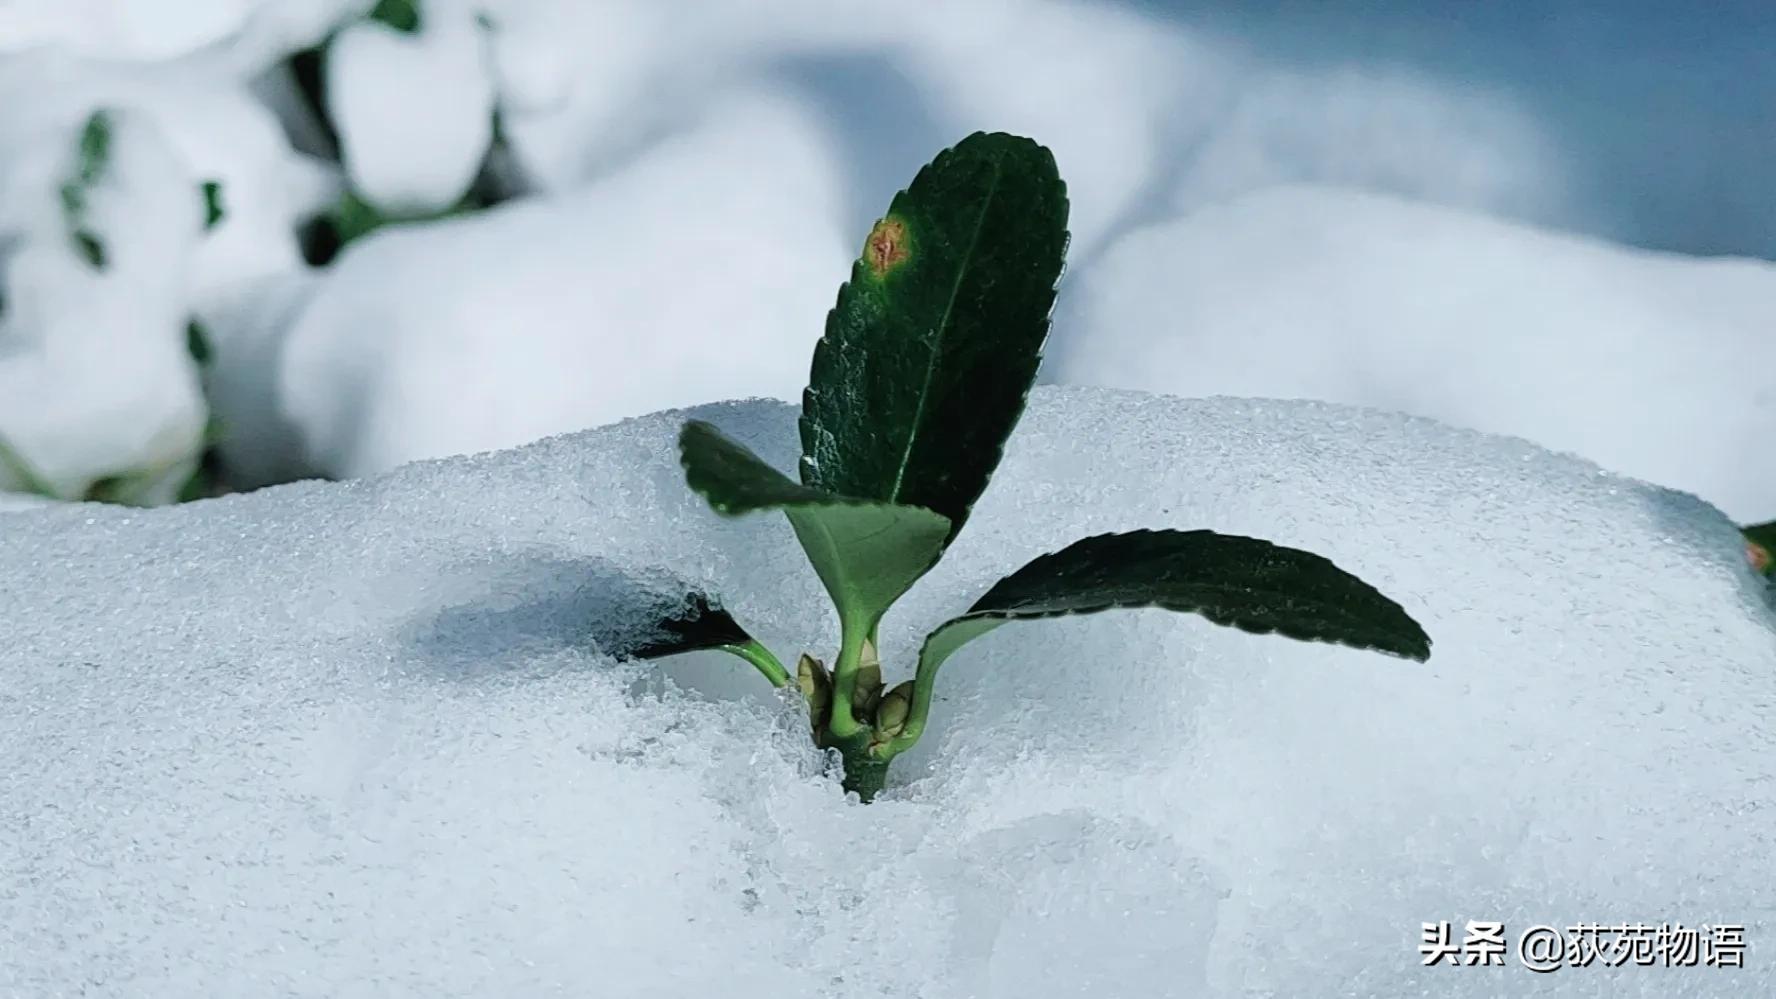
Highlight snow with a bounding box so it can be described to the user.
[272,87,850,480]
[1058,185,1776,523]
[0,0,255,62]
[0,491,60,513]
[1,0,1594,499]
[0,50,338,498]
[0,103,208,502]
[3,385,1772,996]
[0,0,362,73]
[328,1,497,213]
[478,0,1560,255]
[1168,64,1567,225]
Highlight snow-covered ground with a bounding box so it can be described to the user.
[2,3,1773,993]
[4,386,1771,996]
[266,87,851,481]
[1,0,1636,506]
[1057,185,1776,523]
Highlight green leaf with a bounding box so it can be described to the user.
[71,230,105,269]
[609,586,788,687]
[186,319,214,366]
[622,589,750,659]
[59,110,113,271]
[681,420,951,628]
[799,131,1069,548]
[175,415,227,503]
[0,432,59,500]
[58,182,85,219]
[75,110,111,186]
[200,180,226,231]
[368,0,422,33]
[328,190,387,247]
[892,529,1430,751]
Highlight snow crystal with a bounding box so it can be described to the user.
[275,86,850,478]
[3,386,1771,997]
[1057,185,1776,523]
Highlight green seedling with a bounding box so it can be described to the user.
[625,132,1431,801]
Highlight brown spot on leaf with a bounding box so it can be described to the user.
[864,218,909,275]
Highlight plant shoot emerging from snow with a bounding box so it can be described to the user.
[626,132,1432,800]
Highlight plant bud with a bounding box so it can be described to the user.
[852,637,883,716]
[797,653,831,721]
[874,681,913,738]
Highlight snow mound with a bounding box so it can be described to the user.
[1058,185,1776,522]
[273,87,850,480]
[3,386,1771,997]
[481,0,1561,259]
[328,0,497,212]
[0,104,208,502]
[0,51,337,498]
[0,0,360,74]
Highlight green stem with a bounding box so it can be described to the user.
[825,613,875,738]
[716,639,791,688]
[839,746,892,802]
[885,642,952,757]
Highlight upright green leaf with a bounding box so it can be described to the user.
[681,420,951,628]
[890,529,1431,752]
[799,131,1069,547]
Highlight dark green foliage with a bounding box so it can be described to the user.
[200,180,225,231]
[625,131,1430,800]
[0,433,56,498]
[71,231,105,269]
[623,590,753,661]
[928,529,1431,665]
[74,111,111,185]
[185,319,214,366]
[800,133,1068,549]
[369,0,423,33]
[680,420,952,631]
[60,110,113,271]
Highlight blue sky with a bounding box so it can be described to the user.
[1138,0,1776,259]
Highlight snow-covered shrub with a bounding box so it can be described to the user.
[0,0,513,504]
